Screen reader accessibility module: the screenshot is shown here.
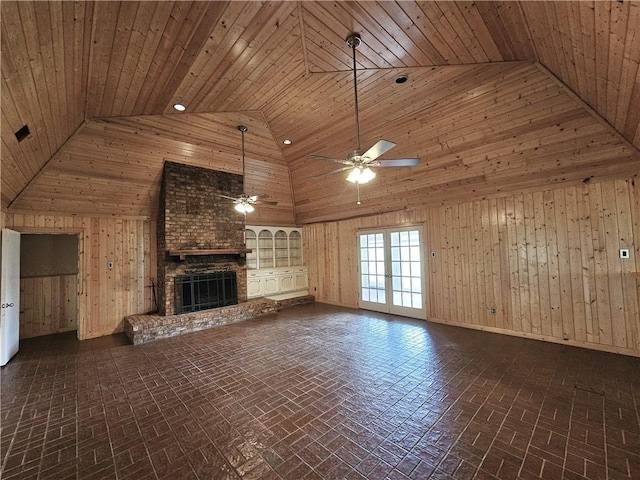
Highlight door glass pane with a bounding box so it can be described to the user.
[359,232,386,305]
[393,291,402,305]
[412,293,422,308]
[403,292,412,306]
[392,262,401,276]
[390,232,399,246]
[411,261,421,277]
[390,229,423,309]
[402,261,411,276]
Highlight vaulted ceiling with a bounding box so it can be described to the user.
[2,1,639,224]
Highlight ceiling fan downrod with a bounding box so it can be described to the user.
[238,125,248,194]
[347,33,362,152]
[235,125,253,215]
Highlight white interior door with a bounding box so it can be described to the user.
[1,229,21,366]
[358,227,426,320]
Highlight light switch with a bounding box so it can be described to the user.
[620,249,630,259]
[107,261,114,269]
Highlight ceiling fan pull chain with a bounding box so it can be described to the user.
[356,182,361,205]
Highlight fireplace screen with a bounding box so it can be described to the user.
[175,272,238,314]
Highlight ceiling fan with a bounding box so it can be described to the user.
[309,33,420,204]
[217,125,277,214]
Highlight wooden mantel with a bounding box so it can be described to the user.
[168,248,252,260]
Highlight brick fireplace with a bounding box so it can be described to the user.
[157,161,248,316]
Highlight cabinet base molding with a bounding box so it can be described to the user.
[266,290,309,301]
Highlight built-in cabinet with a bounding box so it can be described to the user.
[245,226,307,299]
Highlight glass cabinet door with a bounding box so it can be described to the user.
[289,231,302,266]
[258,230,274,268]
[245,229,257,269]
[274,230,288,267]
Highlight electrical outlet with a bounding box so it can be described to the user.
[490,307,497,315]
[620,248,630,259]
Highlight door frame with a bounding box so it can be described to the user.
[357,225,427,320]
[11,227,84,340]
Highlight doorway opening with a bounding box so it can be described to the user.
[19,234,79,339]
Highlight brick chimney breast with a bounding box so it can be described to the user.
[157,161,247,315]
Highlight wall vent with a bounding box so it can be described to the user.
[15,125,30,142]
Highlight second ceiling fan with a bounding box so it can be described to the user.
[217,125,277,214]
[309,33,420,204]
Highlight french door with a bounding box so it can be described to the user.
[358,227,426,320]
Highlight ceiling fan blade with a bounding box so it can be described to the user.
[362,139,396,161]
[314,166,353,178]
[376,158,420,167]
[216,194,239,201]
[254,200,278,206]
[309,155,353,165]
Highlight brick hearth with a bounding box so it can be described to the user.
[124,295,315,344]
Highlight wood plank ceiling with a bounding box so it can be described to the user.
[2,1,639,224]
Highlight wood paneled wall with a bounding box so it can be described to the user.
[10,113,297,226]
[304,178,640,357]
[5,212,154,340]
[286,62,640,224]
[20,275,77,338]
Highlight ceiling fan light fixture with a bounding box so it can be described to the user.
[234,202,254,214]
[346,166,376,184]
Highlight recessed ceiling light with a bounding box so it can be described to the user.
[283,139,292,145]
[395,74,409,84]
[173,103,186,112]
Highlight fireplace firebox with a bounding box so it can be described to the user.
[174,272,238,314]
